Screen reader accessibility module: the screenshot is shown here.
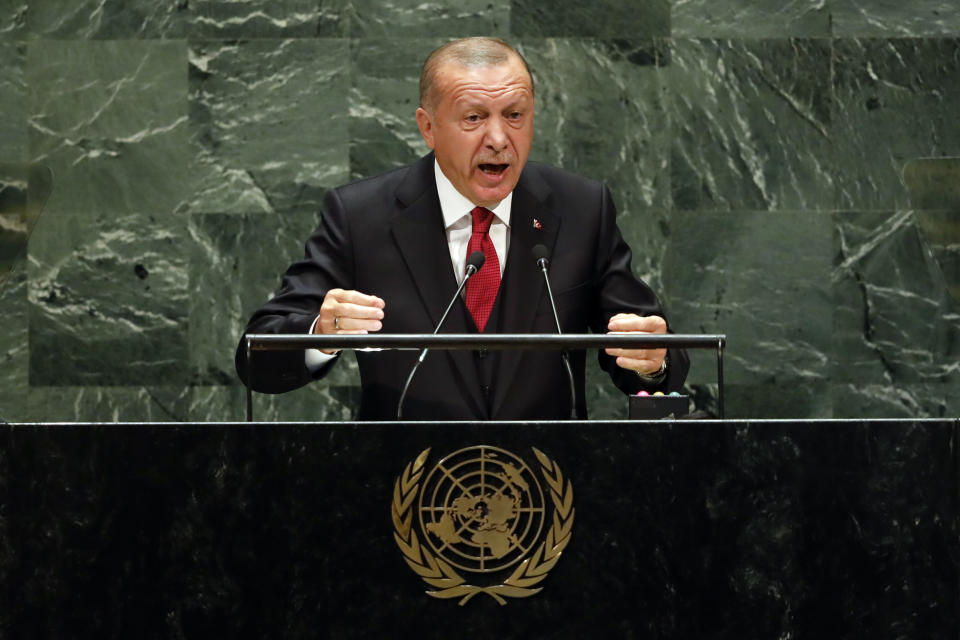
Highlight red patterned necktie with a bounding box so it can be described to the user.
[465,206,501,332]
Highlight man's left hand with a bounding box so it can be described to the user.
[605,313,667,376]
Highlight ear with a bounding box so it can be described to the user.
[416,107,435,150]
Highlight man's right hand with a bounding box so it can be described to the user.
[314,288,386,353]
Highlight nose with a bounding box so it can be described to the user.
[484,117,508,153]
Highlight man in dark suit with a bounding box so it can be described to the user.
[236,37,689,420]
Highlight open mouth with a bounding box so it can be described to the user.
[478,163,509,175]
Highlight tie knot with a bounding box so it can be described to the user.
[470,206,494,234]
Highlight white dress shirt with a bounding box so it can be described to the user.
[435,160,511,283]
[306,160,512,368]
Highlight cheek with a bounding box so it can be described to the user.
[519,127,534,148]
[459,140,483,165]
[507,128,531,150]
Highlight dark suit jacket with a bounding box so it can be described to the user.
[236,153,689,420]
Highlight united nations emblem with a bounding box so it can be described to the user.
[391,446,575,605]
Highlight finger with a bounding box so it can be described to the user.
[610,349,667,374]
[607,314,666,333]
[328,288,385,309]
[605,347,667,362]
[613,354,664,375]
[607,313,637,331]
[319,289,385,335]
[336,301,386,320]
[332,316,383,332]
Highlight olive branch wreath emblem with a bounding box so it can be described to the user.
[391,447,575,605]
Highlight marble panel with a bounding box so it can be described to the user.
[662,210,833,388]
[0,209,24,287]
[832,0,960,37]
[725,381,832,419]
[0,43,28,300]
[522,39,672,285]
[511,0,669,37]
[903,157,960,210]
[24,0,188,39]
[23,386,192,422]
[0,0,26,38]
[190,0,344,38]
[187,39,349,215]
[188,211,318,384]
[0,268,27,422]
[832,38,960,211]
[671,0,831,38]
[903,158,960,303]
[0,42,25,161]
[26,40,189,217]
[684,381,721,417]
[522,39,670,204]
[0,165,30,422]
[832,383,960,418]
[669,39,834,211]
[347,0,509,37]
[1,163,51,311]
[348,38,438,179]
[914,210,960,303]
[705,385,853,422]
[189,211,362,418]
[189,385,246,422]
[831,210,960,385]
[190,380,359,422]
[28,211,191,386]
[584,356,635,421]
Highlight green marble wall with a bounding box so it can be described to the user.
[1,0,958,422]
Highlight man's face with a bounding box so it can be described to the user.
[416,56,535,208]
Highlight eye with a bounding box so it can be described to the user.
[465,113,481,123]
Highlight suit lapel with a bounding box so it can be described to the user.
[490,168,560,417]
[390,156,486,417]
[390,192,457,330]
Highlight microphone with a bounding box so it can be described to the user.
[532,243,550,270]
[397,251,485,420]
[532,244,577,419]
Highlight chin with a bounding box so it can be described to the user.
[471,182,517,207]
[471,190,509,208]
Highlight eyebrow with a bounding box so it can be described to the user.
[454,92,532,110]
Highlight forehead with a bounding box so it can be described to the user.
[433,58,533,106]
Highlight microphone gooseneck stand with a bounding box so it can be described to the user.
[396,251,486,420]
[532,244,578,420]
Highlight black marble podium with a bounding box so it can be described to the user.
[3,419,958,639]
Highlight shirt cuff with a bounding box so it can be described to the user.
[305,314,337,372]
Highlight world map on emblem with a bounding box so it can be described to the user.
[418,446,546,573]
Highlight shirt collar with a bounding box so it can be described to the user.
[434,159,513,229]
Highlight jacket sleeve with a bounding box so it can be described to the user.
[235,188,354,393]
[590,183,690,395]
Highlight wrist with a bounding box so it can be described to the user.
[635,359,667,382]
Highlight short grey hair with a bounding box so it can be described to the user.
[419,37,534,111]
